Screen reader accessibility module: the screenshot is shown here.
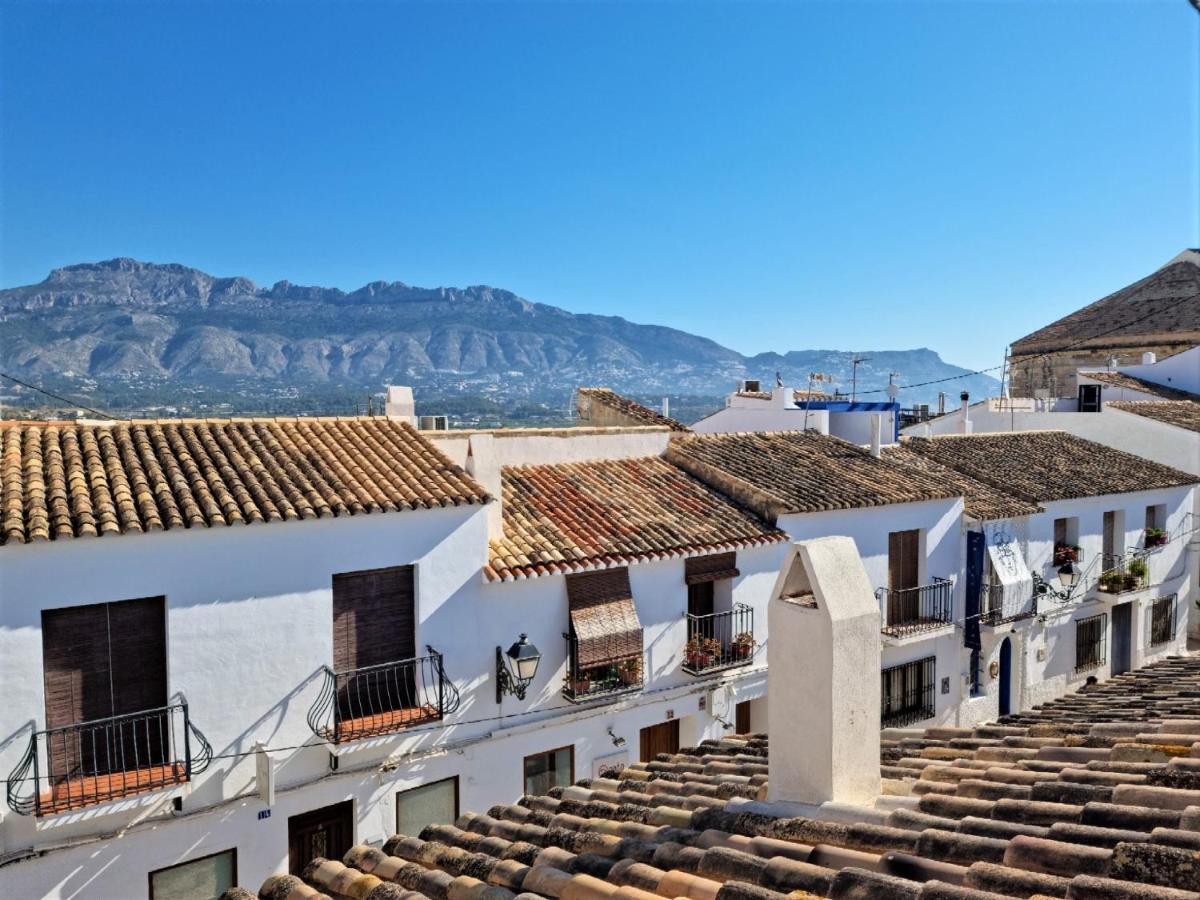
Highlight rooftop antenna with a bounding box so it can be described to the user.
[886,372,901,402]
[851,355,870,402]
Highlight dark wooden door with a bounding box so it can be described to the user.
[687,582,715,642]
[1078,384,1102,412]
[735,700,752,735]
[333,566,416,720]
[639,719,680,762]
[288,800,354,875]
[1112,603,1132,675]
[998,638,1012,717]
[42,597,167,781]
[888,530,921,622]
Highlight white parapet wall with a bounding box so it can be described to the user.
[766,537,881,806]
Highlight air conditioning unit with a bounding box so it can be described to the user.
[418,415,449,431]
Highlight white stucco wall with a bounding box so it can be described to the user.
[690,407,831,435]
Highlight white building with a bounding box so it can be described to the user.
[0,408,1194,898]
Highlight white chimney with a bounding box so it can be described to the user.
[771,385,792,409]
[465,434,503,539]
[385,386,416,425]
[957,391,972,435]
[662,397,670,419]
[1142,351,1157,366]
[869,414,882,458]
[767,538,881,806]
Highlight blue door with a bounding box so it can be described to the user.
[999,638,1012,717]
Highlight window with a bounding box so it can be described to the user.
[149,849,236,900]
[1145,505,1166,532]
[1151,596,1177,647]
[888,530,921,592]
[524,746,573,796]
[397,777,458,838]
[880,657,935,727]
[969,649,984,697]
[1102,511,1124,568]
[1053,516,1080,565]
[1075,613,1108,671]
[288,800,354,876]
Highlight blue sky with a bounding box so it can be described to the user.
[2,1,1196,372]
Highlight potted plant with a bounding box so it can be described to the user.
[618,656,642,685]
[1098,570,1123,593]
[571,668,592,695]
[1054,542,1081,566]
[685,636,712,668]
[1127,557,1148,588]
[731,632,756,659]
[1145,527,1168,548]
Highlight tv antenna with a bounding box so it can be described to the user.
[851,356,871,402]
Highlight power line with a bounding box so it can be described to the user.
[0,372,116,420]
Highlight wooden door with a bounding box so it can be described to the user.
[888,530,921,622]
[42,598,167,781]
[1102,512,1119,566]
[639,720,680,762]
[288,800,354,875]
[333,566,416,720]
[1112,603,1132,676]
[735,700,752,735]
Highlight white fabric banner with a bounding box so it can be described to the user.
[985,520,1033,614]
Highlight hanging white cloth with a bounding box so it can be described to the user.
[985,521,1033,616]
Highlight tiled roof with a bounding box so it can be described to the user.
[486,457,784,581]
[1107,400,1200,434]
[1012,250,1200,354]
[902,432,1197,504]
[664,431,961,520]
[576,388,691,432]
[1079,370,1200,401]
[735,389,834,401]
[882,446,1041,521]
[234,655,1200,900]
[0,418,490,546]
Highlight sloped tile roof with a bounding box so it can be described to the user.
[0,418,489,546]
[882,446,1041,521]
[902,431,1197,504]
[1080,370,1200,401]
[235,655,1200,900]
[1107,400,1200,434]
[664,431,960,519]
[576,388,691,432]
[485,456,784,581]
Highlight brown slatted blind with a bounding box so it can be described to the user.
[332,565,416,671]
[43,603,113,732]
[684,552,739,586]
[108,597,168,716]
[888,530,920,592]
[566,568,643,669]
[639,719,680,762]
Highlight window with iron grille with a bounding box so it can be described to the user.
[881,656,935,727]
[1150,596,1176,647]
[1075,613,1107,671]
[969,648,983,697]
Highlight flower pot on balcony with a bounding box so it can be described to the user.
[731,632,755,659]
[1145,529,1168,548]
[618,659,642,685]
[571,678,591,695]
[686,651,711,669]
[1054,543,1081,566]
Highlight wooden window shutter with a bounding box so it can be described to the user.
[566,568,643,669]
[42,603,113,732]
[332,566,416,672]
[684,552,739,586]
[888,530,920,592]
[107,597,168,717]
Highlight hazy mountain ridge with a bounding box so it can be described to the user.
[0,259,998,410]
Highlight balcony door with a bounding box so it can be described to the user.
[888,530,921,623]
[42,597,168,782]
[288,800,354,875]
[332,566,416,725]
[639,719,680,762]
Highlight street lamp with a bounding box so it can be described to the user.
[496,634,541,702]
[1033,559,1082,604]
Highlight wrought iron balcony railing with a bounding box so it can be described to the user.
[682,604,755,675]
[1096,553,1149,595]
[878,577,953,637]
[562,631,644,703]
[979,583,1037,626]
[307,647,460,744]
[6,700,212,817]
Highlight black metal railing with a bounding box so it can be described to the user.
[307,647,460,744]
[878,577,953,636]
[979,583,1037,625]
[1075,613,1108,672]
[562,632,644,703]
[881,656,936,728]
[6,701,212,817]
[1150,596,1177,647]
[1097,553,1149,595]
[682,604,755,675]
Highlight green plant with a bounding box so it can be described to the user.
[1128,558,1148,580]
[1098,570,1123,592]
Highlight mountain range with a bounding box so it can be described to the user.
[0,259,999,415]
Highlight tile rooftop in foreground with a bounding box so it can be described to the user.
[1106,400,1200,434]
[486,456,786,581]
[229,655,1200,900]
[0,417,489,546]
[881,446,1042,522]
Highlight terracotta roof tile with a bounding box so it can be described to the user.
[1106,400,1200,433]
[664,431,961,519]
[881,446,1042,521]
[1080,370,1200,401]
[0,418,490,546]
[486,456,784,581]
[901,432,1196,504]
[576,388,691,432]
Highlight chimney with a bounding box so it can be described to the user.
[869,414,882,458]
[1142,351,1157,366]
[385,386,416,425]
[767,537,881,806]
[957,391,972,435]
[662,397,670,419]
[771,385,792,409]
[465,434,503,539]
[937,391,946,416]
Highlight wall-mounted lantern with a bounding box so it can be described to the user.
[1033,559,1082,604]
[496,634,541,703]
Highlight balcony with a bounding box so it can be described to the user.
[307,648,460,745]
[682,604,756,676]
[878,577,953,638]
[1096,554,1149,596]
[6,701,212,817]
[562,631,644,703]
[980,583,1037,626]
